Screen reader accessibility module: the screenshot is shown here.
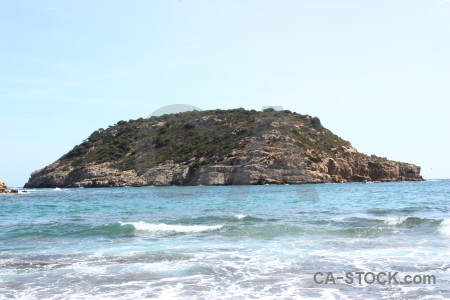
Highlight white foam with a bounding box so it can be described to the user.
[119,221,223,233]
[439,219,450,237]
[384,216,409,226]
[330,216,346,221]
[234,214,248,220]
[53,188,62,191]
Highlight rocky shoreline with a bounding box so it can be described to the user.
[0,181,19,194]
[24,155,423,188]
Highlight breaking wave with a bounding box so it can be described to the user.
[119,221,223,233]
[439,219,450,237]
[383,216,422,226]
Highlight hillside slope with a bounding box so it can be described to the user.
[24,108,423,187]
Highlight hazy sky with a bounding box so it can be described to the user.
[1,0,449,186]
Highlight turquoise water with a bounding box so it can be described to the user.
[1,181,449,299]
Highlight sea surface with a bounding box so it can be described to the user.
[1,180,449,299]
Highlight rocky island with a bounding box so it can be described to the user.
[24,108,423,188]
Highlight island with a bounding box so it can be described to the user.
[24,108,423,188]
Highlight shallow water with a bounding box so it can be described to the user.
[1,181,449,299]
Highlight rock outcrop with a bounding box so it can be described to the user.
[0,181,17,194]
[0,181,8,193]
[24,109,423,188]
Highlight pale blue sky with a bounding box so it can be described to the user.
[1,0,449,186]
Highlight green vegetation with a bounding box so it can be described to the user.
[59,108,352,171]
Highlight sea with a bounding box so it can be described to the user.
[1,180,449,299]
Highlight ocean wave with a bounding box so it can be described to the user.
[119,221,223,233]
[2,221,225,239]
[1,222,137,239]
[367,207,423,215]
[439,219,450,237]
[231,214,265,221]
[2,216,444,241]
[169,215,264,224]
[319,216,432,229]
[234,214,248,220]
[384,216,411,226]
[382,216,433,227]
[216,223,399,239]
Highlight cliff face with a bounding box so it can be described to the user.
[24,109,422,188]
